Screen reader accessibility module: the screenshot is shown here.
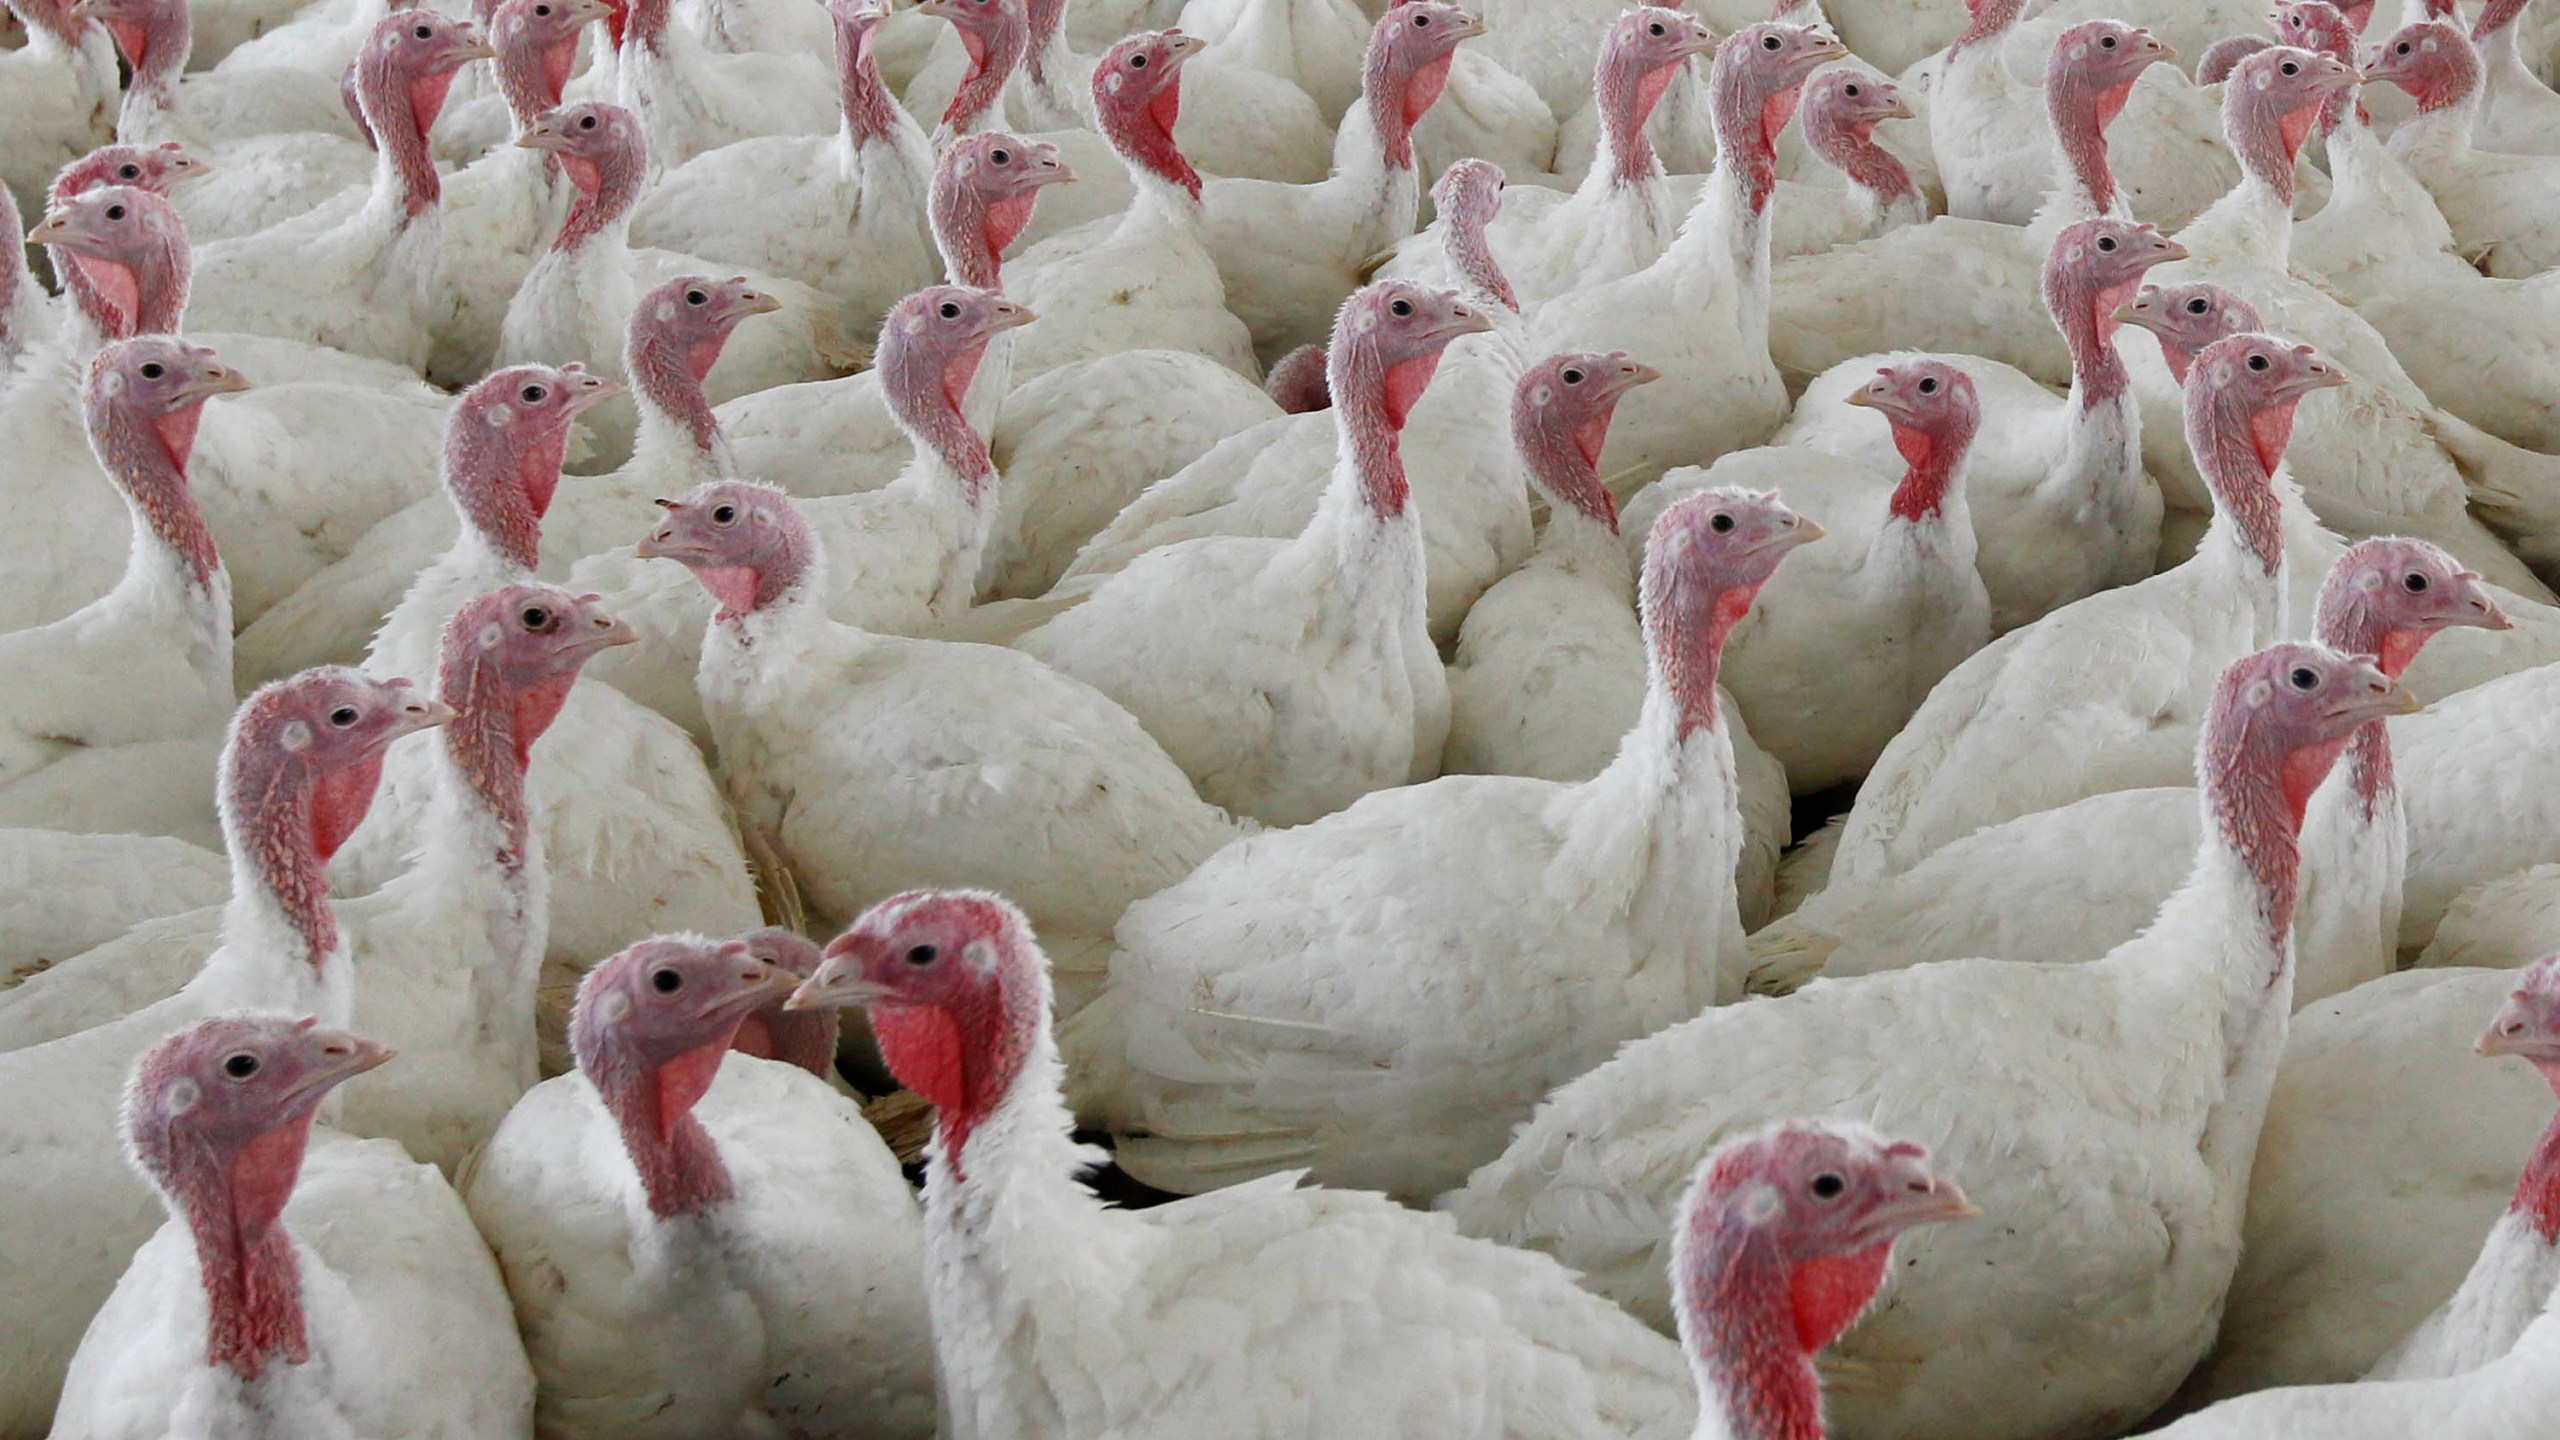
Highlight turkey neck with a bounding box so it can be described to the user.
[135,1105,315,1384]
[551,135,643,254]
[1593,40,1674,192]
[354,40,450,224]
[1014,0,1089,125]
[495,18,581,132]
[1654,51,1791,343]
[2045,61,2131,220]
[85,379,227,613]
[2514,1064,2560,1243]
[56,211,189,351]
[1320,94,1426,269]
[732,998,838,1077]
[628,323,734,483]
[2388,42,2487,170]
[2313,592,2435,821]
[2186,382,2293,637]
[581,1020,737,1220]
[2043,264,2144,534]
[1439,196,1519,315]
[934,169,1031,292]
[2189,86,2321,267]
[215,724,373,1024]
[1803,107,1917,221]
[105,0,191,143]
[833,9,904,152]
[900,954,1126,1440]
[1676,1222,1848,1440]
[1297,328,1429,620]
[942,4,1027,138]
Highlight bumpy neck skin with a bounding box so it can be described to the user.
[1947,0,2026,54]
[931,158,1044,292]
[583,1023,736,1219]
[1097,55,1202,208]
[832,7,904,145]
[2045,262,2136,411]
[354,38,452,221]
[2514,1063,2560,1242]
[1594,27,1673,190]
[2187,381,2293,585]
[1660,35,1801,313]
[51,198,191,347]
[943,0,1028,137]
[448,415,571,578]
[2388,30,2486,162]
[217,733,367,993]
[1439,190,1518,313]
[1316,326,1424,533]
[84,374,225,601]
[428,644,557,870]
[1804,99,1917,214]
[627,320,731,474]
[1639,545,1753,741]
[553,134,643,253]
[106,0,192,139]
[2046,59,2130,218]
[1677,1222,1839,1440]
[1884,414,1974,527]
[882,336,999,509]
[134,1111,314,1383]
[493,8,586,132]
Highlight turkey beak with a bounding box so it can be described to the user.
[1879,89,1915,120]
[180,364,255,402]
[451,26,498,59]
[987,302,1038,332]
[570,0,612,19]
[2477,996,2560,1060]
[1426,302,1496,344]
[1781,513,1826,547]
[561,376,627,416]
[1446,9,1486,41]
[1670,27,1719,60]
[1877,1176,1980,1231]
[1162,31,1207,62]
[707,961,797,1022]
[783,960,894,1012]
[2451,573,2513,632]
[723,290,785,323]
[516,122,568,151]
[2152,237,2189,263]
[28,209,94,250]
[286,1031,398,1106]
[1600,359,1662,400]
[2111,300,2151,329]
[2141,33,2174,63]
[567,603,640,655]
[400,695,460,734]
[2336,667,2421,723]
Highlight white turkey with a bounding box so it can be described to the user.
[1063,486,1816,1202]
[464,934,935,1439]
[1444,640,2420,1440]
[785,888,1701,1440]
[2368,19,2560,278]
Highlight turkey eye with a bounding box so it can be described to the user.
[991,147,1011,163]
[1761,32,1780,48]
[2186,297,2209,314]
[521,606,552,629]
[1842,83,1857,94]
[223,1052,260,1079]
[1411,11,1427,23]
[684,289,708,305]
[329,705,360,727]
[2099,33,2116,47]
[938,301,961,319]
[906,944,938,966]
[2247,353,2271,371]
[138,361,165,379]
[1709,512,1735,533]
[1811,1173,1846,1199]
[1561,368,1584,384]
[2396,41,2411,53]
[1389,298,1413,316]
[2279,60,2299,74]
[2096,235,2117,252]
[2404,572,2429,593]
[415,23,433,37]
[117,164,139,179]
[520,384,547,403]
[1917,376,1938,394]
[1647,20,1663,34]
[1128,51,1147,66]
[578,113,598,129]
[651,968,683,992]
[711,504,738,524]
[2289,666,2319,690]
[104,204,126,221]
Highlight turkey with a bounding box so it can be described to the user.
[1001,30,1257,381]
[1527,22,1842,498]
[1766,17,2181,398]
[2367,952,2560,1378]
[318,363,763,993]
[1743,537,2509,1008]
[463,934,935,1439]
[0,336,244,800]
[1198,0,1481,365]
[608,0,834,169]
[1052,158,1530,650]
[1383,6,1717,307]
[1771,67,1930,262]
[570,284,1038,734]
[1773,215,2179,636]
[1826,333,2339,887]
[634,479,1241,1010]
[1669,1122,1978,1440]
[2470,0,2560,155]
[2368,20,2560,279]
[50,1015,533,1440]
[1063,487,1816,1202]
[0,0,118,222]
[625,0,939,344]
[1628,357,1989,793]
[1444,641,2420,1440]
[0,668,445,1433]
[1439,348,1795,930]
[785,888,1700,1440]
[183,11,495,371]
[1016,280,1485,827]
